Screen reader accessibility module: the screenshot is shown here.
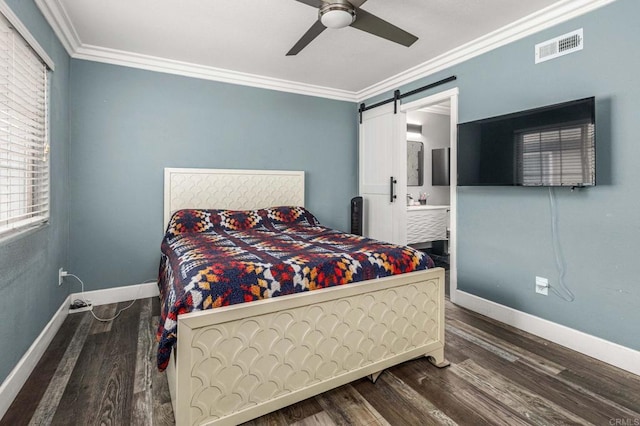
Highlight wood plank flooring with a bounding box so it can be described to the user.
[2,296,639,425]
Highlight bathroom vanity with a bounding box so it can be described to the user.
[406,205,449,245]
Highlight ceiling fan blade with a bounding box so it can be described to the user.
[293,0,323,8]
[286,20,327,56]
[350,8,418,47]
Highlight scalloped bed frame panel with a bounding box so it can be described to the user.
[163,168,447,426]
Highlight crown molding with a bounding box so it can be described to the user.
[34,0,80,54]
[34,0,356,102]
[36,0,616,103]
[73,44,358,102]
[356,0,617,101]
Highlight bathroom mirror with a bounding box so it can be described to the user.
[407,141,424,186]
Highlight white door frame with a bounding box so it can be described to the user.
[401,87,459,301]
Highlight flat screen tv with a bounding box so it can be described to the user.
[457,97,595,187]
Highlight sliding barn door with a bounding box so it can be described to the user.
[359,104,406,245]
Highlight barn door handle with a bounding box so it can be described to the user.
[390,176,397,203]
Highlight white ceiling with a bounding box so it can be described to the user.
[37,0,609,101]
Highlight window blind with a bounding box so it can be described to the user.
[516,122,595,186]
[0,13,49,237]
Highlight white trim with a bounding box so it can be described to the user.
[400,87,459,112]
[448,94,459,303]
[73,44,357,102]
[0,281,159,418]
[400,88,459,302]
[0,0,54,70]
[355,0,616,101]
[418,104,451,116]
[34,0,80,55]
[34,0,614,102]
[71,281,159,307]
[454,290,640,376]
[0,294,70,420]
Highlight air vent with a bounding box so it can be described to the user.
[535,29,583,64]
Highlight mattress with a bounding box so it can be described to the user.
[156,206,433,371]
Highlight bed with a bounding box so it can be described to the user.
[160,168,448,426]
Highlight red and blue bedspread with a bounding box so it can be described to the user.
[156,206,433,371]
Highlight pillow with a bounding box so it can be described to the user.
[259,206,320,227]
[165,209,215,236]
[166,206,319,236]
[217,209,263,231]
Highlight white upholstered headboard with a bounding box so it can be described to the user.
[163,168,305,227]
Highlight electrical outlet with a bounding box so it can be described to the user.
[535,276,549,295]
[58,268,66,286]
[69,305,93,313]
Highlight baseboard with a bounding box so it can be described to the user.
[70,281,159,307]
[0,281,159,420]
[0,294,71,420]
[454,290,640,376]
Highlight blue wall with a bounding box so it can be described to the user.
[3,0,636,390]
[366,0,639,350]
[68,61,358,290]
[0,1,70,383]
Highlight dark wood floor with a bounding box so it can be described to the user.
[3,296,639,425]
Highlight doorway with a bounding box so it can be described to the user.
[401,88,459,299]
[359,87,459,299]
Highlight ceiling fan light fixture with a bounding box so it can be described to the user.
[319,3,356,29]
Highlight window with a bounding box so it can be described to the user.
[0,12,49,238]
[516,122,595,186]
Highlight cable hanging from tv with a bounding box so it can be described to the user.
[548,187,576,302]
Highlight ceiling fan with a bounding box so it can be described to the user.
[287,0,418,56]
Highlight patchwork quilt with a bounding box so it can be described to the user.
[156,206,433,371]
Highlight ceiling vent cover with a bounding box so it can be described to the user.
[535,29,583,64]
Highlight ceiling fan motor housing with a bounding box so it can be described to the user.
[319,1,356,29]
[287,0,417,55]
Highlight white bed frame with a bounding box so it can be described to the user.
[163,168,447,426]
